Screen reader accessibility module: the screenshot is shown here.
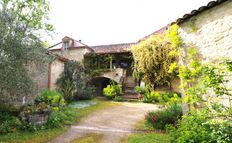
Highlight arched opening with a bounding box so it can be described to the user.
[89,77,118,96]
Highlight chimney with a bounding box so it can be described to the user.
[79,40,82,43]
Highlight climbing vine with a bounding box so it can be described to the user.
[131,24,182,86]
[84,53,132,77]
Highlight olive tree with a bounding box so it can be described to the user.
[0,0,52,110]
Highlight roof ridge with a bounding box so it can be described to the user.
[90,42,135,48]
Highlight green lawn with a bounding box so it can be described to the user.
[0,99,119,143]
[122,119,171,143]
[125,133,171,143]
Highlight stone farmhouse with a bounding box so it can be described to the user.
[46,0,231,101]
[48,36,136,96]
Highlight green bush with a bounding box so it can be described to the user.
[56,61,95,102]
[0,112,22,134]
[135,85,181,104]
[168,109,232,143]
[135,85,149,94]
[74,86,95,100]
[143,91,159,103]
[145,104,182,130]
[103,82,123,100]
[46,107,77,128]
[35,89,65,110]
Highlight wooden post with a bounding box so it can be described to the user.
[110,56,112,71]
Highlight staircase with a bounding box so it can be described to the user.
[122,76,140,101]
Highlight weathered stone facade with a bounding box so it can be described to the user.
[178,0,232,106]
[179,1,232,62]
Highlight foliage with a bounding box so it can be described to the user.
[56,61,95,102]
[145,104,182,130]
[135,85,149,95]
[35,89,65,111]
[168,109,232,143]
[0,1,51,109]
[84,53,132,77]
[0,112,22,134]
[125,133,171,143]
[75,86,95,100]
[131,24,181,86]
[46,107,78,128]
[0,0,53,32]
[0,128,66,143]
[170,46,232,142]
[22,103,50,116]
[135,85,181,104]
[0,99,116,142]
[103,82,123,100]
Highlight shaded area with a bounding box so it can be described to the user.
[89,77,117,96]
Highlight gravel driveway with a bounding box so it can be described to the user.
[49,102,158,143]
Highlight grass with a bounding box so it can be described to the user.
[134,119,154,131]
[122,119,171,143]
[71,133,103,143]
[125,133,171,143]
[0,128,67,143]
[0,99,119,143]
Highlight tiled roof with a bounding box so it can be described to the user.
[47,51,69,62]
[90,43,135,54]
[175,0,228,24]
[138,25,169,42]
[48,36,91,51]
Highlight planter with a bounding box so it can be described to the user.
[28,113,49,125]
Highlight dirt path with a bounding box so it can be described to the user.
[49,102,158,143]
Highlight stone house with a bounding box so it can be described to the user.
[48,36,136,96]
[48,0,232,100]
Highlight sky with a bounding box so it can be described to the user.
[49,0,213,46]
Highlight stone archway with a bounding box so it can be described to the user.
[89,77,118,96]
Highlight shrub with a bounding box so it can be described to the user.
[135,85,149,95]
[56,61,95,102]
[74,86,95,100]
[46,107,77,128]
[103,82,123,100]
[143,91,159,103]
[0,112,22,134]
[168,109,232,143]
[145,104,182,130]
[113,96,123,102]
[35,89,65,109]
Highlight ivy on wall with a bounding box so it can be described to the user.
[84,53,132,77]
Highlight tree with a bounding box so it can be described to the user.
[0,0,52,111]
[56,61,95,102]
[131,25,181,87]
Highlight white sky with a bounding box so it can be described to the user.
[49,0,213,46]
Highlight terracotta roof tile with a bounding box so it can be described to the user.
[90,43,135,54]
[174,0,228,24]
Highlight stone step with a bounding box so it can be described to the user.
[122,94,142,102]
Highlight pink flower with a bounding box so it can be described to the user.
[152,116,157,122]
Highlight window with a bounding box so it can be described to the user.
[63,41,69,50]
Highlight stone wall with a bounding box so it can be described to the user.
[52,48,91,62]
[178,0,232,106]
[50,59,65,90]
[179,1,232,62]
[49,48,91,89]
